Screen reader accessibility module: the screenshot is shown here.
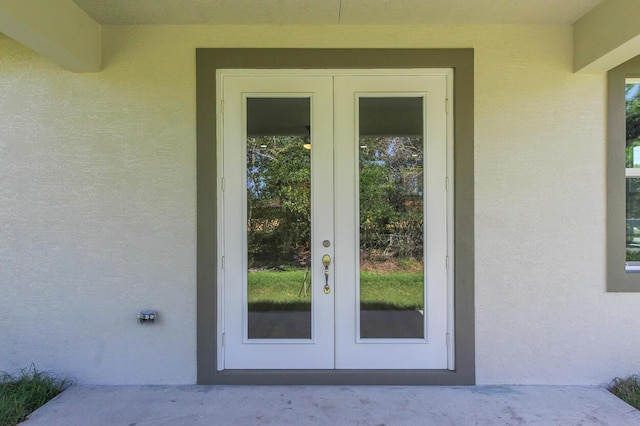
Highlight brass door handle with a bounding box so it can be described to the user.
[322,254,331,294]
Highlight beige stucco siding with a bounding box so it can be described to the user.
[1,24,638,384]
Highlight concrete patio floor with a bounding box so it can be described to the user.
[21,384,640,426]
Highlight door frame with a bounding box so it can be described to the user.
[218,70,453,371]
[196,48,475,385]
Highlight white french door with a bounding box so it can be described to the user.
[218,70,453,370]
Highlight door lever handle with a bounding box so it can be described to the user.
[322,254,331,294]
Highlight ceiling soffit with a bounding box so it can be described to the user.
[71,0,603,26]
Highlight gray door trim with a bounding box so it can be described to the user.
[196,48,475,385]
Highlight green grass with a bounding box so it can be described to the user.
[0,366,70,426]
[248,269,423,311]
[360,271,424,310]
[609,375,640,410]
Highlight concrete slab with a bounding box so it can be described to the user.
[21,385,640,426]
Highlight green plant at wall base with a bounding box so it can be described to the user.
[608,375,640,410]
[0,366,71,426]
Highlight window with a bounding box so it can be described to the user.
[626,80,640,271]
[607,56,640,290]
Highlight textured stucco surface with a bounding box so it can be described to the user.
[0,29,197,384]
[1,24,640,385]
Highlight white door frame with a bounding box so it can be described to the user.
[218,75,335,369]
[333,73,452,369]
[216,69,455,371]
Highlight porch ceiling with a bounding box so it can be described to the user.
[2,0,639,74]
[71,0,602,25]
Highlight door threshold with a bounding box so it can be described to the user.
[203,369,473,385]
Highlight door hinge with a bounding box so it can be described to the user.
[445,177,449,191]
[222,333,226,347]
[446,255,449,270]
[220,100,224,114]
[221,177,225,192]
[221,256,225,269]
[445,99,449,114]
[446,332,451,348]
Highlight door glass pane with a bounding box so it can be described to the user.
[246,98,312,339]
[358,97,425,338]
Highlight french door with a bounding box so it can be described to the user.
[218,70,453,370]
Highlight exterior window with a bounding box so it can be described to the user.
[607,57,640,290]
[626,81,640,271]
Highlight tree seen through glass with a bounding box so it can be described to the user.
[626,84,640,261]
[245,96,426,339]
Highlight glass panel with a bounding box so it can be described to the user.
[627,83,640,263]
[358,97,425,339]
[626,83,640,168]
[246,98,312,339]
[627,178,640,262]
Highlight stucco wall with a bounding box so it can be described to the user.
[1,24,639,385]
